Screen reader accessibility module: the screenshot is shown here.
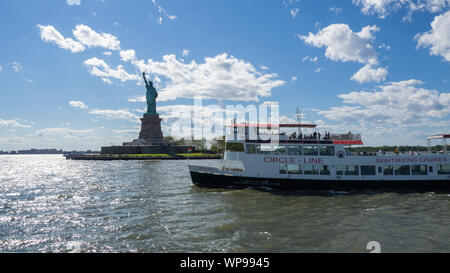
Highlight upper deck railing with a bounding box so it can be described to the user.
[331,133,361,141]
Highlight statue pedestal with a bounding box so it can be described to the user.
[139,114,164,140]
[101,113,189,155]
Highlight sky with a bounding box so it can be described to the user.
[0,0,449,151]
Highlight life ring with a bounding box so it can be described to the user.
[336,151,345,158]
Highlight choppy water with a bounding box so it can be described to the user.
[0,155,449,253]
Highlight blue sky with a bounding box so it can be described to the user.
[0,0,449,151]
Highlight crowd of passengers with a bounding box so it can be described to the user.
[287,131,332,140]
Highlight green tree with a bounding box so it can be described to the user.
[210,136,225,154]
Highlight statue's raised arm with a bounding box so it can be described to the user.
[142,72,149,86]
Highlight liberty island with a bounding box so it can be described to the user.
[66,73,221,160]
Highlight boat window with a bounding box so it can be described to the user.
[319,146,334,156]
[288,164,301,174]
[394,165,410,175]
[345,165,359,175]
[260,144,273,155]
[383,165,394,175]
[246,144,258,154]
[336,165,345,175]
[411,165,427,175]
[320,165,330,175]
[279,164,287,174]
[361,166,376,175]
[303,165,319,175]
[437,164,450,175]
[226,142,244,152]
[378,167,382,173]
[288,145,302,155]
[429,166,433,173]
[273,145,286,155]
[303,145,318,156]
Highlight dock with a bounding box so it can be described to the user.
[65,153,222,161]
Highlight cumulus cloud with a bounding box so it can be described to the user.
[72,24,121,51]
[69,100,88,109]
[119,49,136,62]
[182,49,190,56]
[84,57,138,82]
[37,24,121,53]
[353,0,450,20]
[351,64,388,83]
[299,23,389,83]
[319,79,450,127]
[415,10,450,62]
[299,24,380,65]
[122,52,285,101]
[37,24,85,53]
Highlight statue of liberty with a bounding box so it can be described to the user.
[142,72,158,115]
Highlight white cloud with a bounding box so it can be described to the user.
[152,0,177,21]
[84,57,138,82]
[66,0,81,6]
[119,49,136,62]
[12,62,23,72]
[299,24,380,65]
[69,100,88,109]
[260,65,269,70]
[314,67,323,73]
[415,10,450,62]
[300,24,389,83]
[25,78,33,83]
[182,49,190,56]
[302,56,318,62]
[330,7,343,14]
[291,76,298,82]
[73,24,121,51]
[351,64,388,83]
[102,78,113,85]
[353,0,450,19]
[37,24,85,53]
[35,128,95,139]
[103,51,112,56]
[89,109,140,122]
[319,79,450,127]
[123,52,285,101]
[0,66,3,72]
[0,118,31,128]
[290,8,300,18]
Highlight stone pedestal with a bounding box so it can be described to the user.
[101,113,189,155]
[139,114,163,140]
[121,113,168,146]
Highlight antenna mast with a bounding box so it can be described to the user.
[296,106,301,136]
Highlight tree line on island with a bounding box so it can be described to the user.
[164,135,448,155]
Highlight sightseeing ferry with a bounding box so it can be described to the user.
[188,123,450,192]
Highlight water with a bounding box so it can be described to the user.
[0,155,449,253]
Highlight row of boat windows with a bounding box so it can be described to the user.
[246,144,335,156]
[279,164,450,175]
